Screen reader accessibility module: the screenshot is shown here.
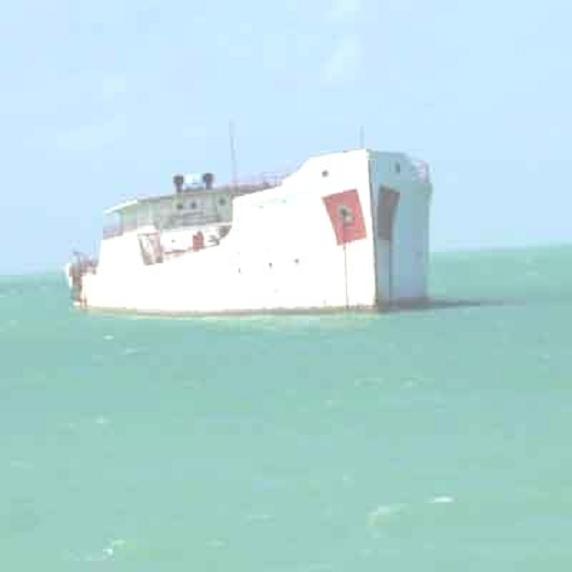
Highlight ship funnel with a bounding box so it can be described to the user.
[202,172,214,190]
[173,174,184,194]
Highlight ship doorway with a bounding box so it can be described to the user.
[376,186,400,305]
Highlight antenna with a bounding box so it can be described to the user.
[229,121,238,189]
[359,125,365,148]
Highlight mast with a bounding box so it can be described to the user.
[229,121,238,189]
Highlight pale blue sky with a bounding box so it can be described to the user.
[1,0,571,273]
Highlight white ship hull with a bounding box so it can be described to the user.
[72,150,432,315]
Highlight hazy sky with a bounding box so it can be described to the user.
[1,0,570,273]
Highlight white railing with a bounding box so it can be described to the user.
[410,159,431,182]
[217,170,291,193]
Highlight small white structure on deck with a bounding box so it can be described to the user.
[67,149,432,315]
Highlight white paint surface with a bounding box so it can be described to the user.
[78,150,432,314]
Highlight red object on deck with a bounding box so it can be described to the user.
[193,231,205,251]
[322,190,367,245]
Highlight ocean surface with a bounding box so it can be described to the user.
[1,245,572,571]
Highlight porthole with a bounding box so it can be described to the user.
[322,170,329,178]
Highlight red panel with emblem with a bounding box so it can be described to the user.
[322,190,367,245]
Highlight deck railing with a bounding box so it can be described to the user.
[218,170,291,194]
[102,170,291,239]
[410,159,431,183]
[103,224,123,239]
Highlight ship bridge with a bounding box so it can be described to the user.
[102,170,288,264]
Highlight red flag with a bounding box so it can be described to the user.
[322,190,367,245]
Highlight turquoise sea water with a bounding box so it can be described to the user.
[1,245,572,571]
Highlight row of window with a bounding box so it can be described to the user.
[176,197,228,211]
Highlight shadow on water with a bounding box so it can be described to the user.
[387,289,572,314]
[385,297,511,314]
